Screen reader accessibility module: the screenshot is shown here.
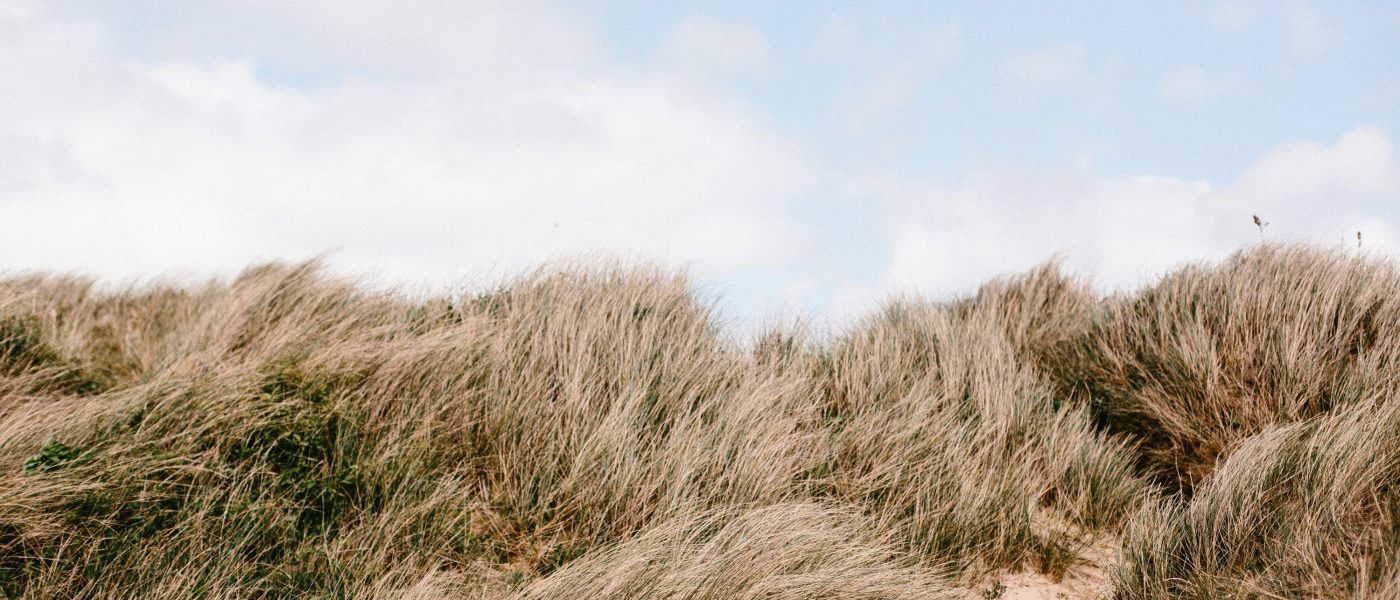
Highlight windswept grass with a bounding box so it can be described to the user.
[1115,396,1400,599]
[519,503,955,599]
[0,243,1397,598]
[812,297,1144,579]
[1063,245,1400,491]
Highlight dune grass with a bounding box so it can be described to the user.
[1059,245,1400,493]
[0,243,1396,598]
[1115,396,1400,599]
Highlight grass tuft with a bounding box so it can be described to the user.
[0,244,1396,598]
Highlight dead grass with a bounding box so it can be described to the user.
[1061,245,1400,491]
[0,243,1396,598]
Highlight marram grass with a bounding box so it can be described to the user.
[0,243,1396,598]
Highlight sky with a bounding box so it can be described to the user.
[2,1,1399,330]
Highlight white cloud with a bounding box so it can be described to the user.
[0,135,96,197]
[1235,127,1400,202]
[0,2,812,289]
[1158,64,1245,104]
[831,127,1400,320]
[658,15,770,80]
[1001,43,1094,92]
[0,0,33,19]
[825,280,888,329]
[147,61,313,116]
[1209,1,1259,31]
[239,0,607,81]
[849,167,1223,299]
[4,2,1397,334]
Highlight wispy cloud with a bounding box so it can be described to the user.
[826,128,1400,322]
[0,3,812,287]
[657,15,771,81]
[1235,128,1400,202]
[2,1,1397,330]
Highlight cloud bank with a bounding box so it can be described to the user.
[2,1,1398,331]
[0,2,809,288]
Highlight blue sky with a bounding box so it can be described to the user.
[2,1,1399,329]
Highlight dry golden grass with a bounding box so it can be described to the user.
[1115,397,1400,599]
[0,243,1396,598]
[1061,245,1400,491]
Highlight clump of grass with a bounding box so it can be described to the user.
[1061,244,1400,490]
[0,262,832,597]
[519,503,958,599]
[958,260,1098,376]
[0,314,111,395]
[814,293,1146,578]
[1114,396,1400,599]
[223,359,374,540]
[428,266,826,560]
[1,244,1398,598]
[0,265,462,597]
